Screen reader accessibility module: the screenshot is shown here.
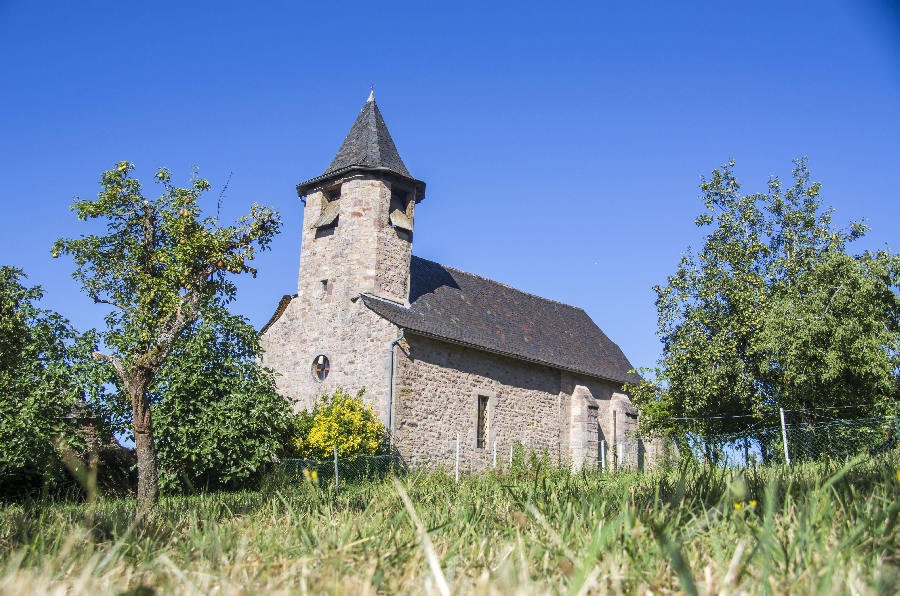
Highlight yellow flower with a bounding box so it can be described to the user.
[733,503,742,510]
[896,471,900,482]
[311,470,318,480]
[749,500,757,507]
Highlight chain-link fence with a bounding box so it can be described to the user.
[280,455,404,487]
[279,416,900,484]
[652,415,900,468]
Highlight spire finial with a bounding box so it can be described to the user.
[367,84,375,103]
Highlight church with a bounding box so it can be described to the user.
[259,92,651,471]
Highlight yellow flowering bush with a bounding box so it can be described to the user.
[292,388,386,459]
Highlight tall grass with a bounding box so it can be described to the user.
[1,453,899,594]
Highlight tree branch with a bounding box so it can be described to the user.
[90,294,127,312]
[92,351,129,386]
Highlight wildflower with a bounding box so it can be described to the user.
[734,503,742,510]
[311,470,318,480]
[896,471,900,482]
[749,500,757,507]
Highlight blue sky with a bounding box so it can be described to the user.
[1,0,899,372]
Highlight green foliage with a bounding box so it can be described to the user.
[2,457,900,593]
[149,311,296,492]
[292,388,386,459]
[52,161,280,373]
[629,159,900,436]
[52,161,281,505]
[0,266,112,495]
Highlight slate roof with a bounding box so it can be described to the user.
[297,95,425,197]
[361,256,640,385]
[326,96,411,177]
[260,294,296,335]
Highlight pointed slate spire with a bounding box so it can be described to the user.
[324,94,412,178]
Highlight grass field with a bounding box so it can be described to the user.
[1,454,899,595]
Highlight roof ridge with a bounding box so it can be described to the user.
[411,255,586,311]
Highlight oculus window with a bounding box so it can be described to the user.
[312,355,330,381]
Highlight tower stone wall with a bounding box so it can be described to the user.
[259,171,410,418]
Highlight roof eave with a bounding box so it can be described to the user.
[404,327,636,387]
[296,166,426,201]
[359,293,638,387]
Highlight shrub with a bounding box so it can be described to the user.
[292,388,385,459]
[0,266,112,499]
[148,312,296,492]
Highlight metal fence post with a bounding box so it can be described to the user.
[600,440,606,472]
[333,445,339,488]
[455,433,460,483]
[780,408,791,465]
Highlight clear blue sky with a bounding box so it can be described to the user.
[2,0,899,372]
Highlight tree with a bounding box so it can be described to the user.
[628,159,900,437]
[150,310,295,492]
[53,162,281,507]
[292,388,386,459]
[0,266,110,495]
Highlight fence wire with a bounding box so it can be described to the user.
[279,417,900,484]
[280,455,403,486]
[659,416,900,468]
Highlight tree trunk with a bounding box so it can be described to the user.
[130,375,159,507]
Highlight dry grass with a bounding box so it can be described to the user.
[1,453,899,595]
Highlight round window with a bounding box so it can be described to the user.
[312,355,330,381]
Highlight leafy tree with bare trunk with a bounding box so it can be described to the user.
[627,158,900,439]
[53,162,280,507]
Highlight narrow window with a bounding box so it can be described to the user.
[588,406,599,446]
[314,220,338,238]
[389,188,407,214]
[476,395,489,449]
[389,188,413,241]
[313,188,341,238]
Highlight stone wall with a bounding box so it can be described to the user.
[258,170,660,469]
[392,334,647,471]
[259,172,405,418]
[259,296,399,417]
[393,335,564,470]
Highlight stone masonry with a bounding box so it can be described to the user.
[259,93,660,471]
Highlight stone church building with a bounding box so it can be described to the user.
[260,92,649,471]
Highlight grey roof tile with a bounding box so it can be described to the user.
[362,257,640,385]
[325,98,411,178]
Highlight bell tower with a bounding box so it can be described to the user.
[260,92,425,412]
[295,91,426,308]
